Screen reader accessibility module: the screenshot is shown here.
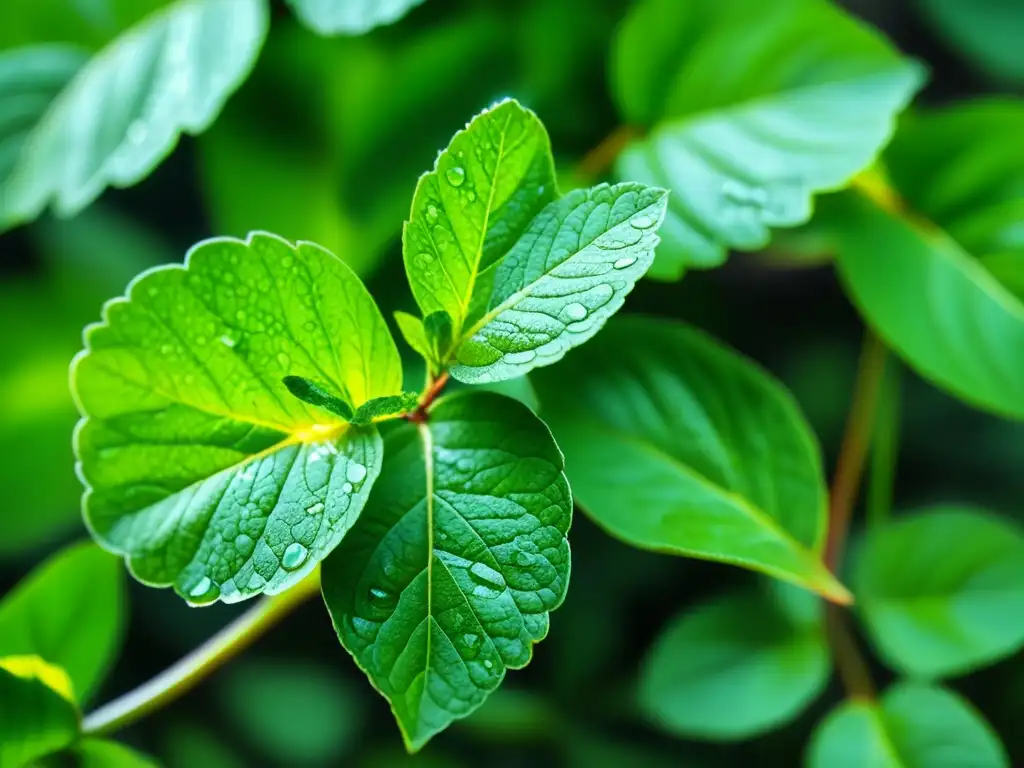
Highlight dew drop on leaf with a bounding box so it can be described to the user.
[483,659,493,670]
[347,463,367,484]
[281,542,309,571]
[563,303,588,322]
[219,334,236,348]
[469,562,506,598]
[629,211,659,230]
[368,586,397,610]
[426,204,439,221]
[305,502,325,516]
[342,482,353,493]
[613,256,638,269]
[445,166,466,187]
[186,576,220,605]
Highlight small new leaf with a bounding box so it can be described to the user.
[321,392,571,751]
[283,376,355,421]
[451,183,668,384]
[350,393,422,425]
[72,232,402,604]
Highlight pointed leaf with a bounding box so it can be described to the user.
[72,233,401,604]
[450,183,668,384]
[532,316,849,602]
[854,507,1024,679]
[808,683,1008,767]
[287,0,427,36]
[321,392,572,751]
[641,583,829,740]
[403,98,557,336]
[612,0,923,278]
[395,311,435,366]
[350,393,422,425]
[0,542,124,703]
[0,656,79,768]
[830,192,1024,420]
[0,0,268,231]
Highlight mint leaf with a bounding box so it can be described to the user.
[450,183,668,384]
[854,508,1024,679]
[829,191,1024,420]
[0,542,124,704]
[612,0,923,279]
[403,99,557,338]
[287,0,427,36]
[75,740,160,768]
[321,392,572,751]
[350,393,421,425]
[283,376,355,421]
[0,656,79,768]
[641,583,829,740]
[72,232,402,604]
[0,0,268,232]
[808,683,1008,767]
[533,316,849,602]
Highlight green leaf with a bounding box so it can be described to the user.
[0,542,124,703]
[75,739,160,768]
[612,0,923,279]
[532,316,850,602]
[351,393,422,426]
[283,376,355,421]
[914,0,1024,83]
[72,232,402,604]
[403,98,557,338]
[853,507,1024,679]
[321,391,572,751]
[807,683,1008,767]
[395,310,454,374]
[0,0,268,231]
[450,182,669,384]
[640,583,829,740]
[829,191,1024,420]
[0,656,79,768]
[287,0,427,36]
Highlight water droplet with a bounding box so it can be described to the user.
[368,586,397,610]
[347,463,367,484]
[426,205,439,221]
[537,185,546,195]
[186,576,219,605]
[563,303,588,322]
[219,335,236,348]
[465,190,477,202]
[306,502,325,516]
[416,252,435,268]
[469,562,506,598]
[446,166,466,187]
[309,451,322,464]
[281,542,309,571]
[463,633,481,654]
[483,659,494,670]
[613,256,637,270]
[629,211,658,229]
[342,482,353,493]
[127,120,148,144]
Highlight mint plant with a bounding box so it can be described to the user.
[2,0,1024,765]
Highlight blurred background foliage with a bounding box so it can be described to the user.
[2,0,1024,764]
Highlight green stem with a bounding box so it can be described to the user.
[867,359,901,530]
[826,603,876,701]
[82,570,321,736]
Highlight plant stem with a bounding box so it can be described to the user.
[577,125,643,182]
[826,603,876,701]
[867,359,901,531]
[82,570,321,736]
[824,332,888,572]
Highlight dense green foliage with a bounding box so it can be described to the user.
[2,0,1023,765]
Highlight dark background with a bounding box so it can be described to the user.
[2,0,1023,764]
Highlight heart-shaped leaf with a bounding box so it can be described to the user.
[612,0,923,279]
[640,583,829,740]
[807,683,1007,767]
[286,0,427,36]
[0,542,124,703]
[321,391,571,751]
[532,316,849,602]
[0,656,79,768]
[451,182,668,384]
[854,508,1024,679]
[72,232,402,604]
[0,0,268,231]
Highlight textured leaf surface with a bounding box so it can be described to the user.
[640,584,829,740]
[0,0,267,231]
[0,542,124,703]
[854,508,1024,679]
[403,99,557,337]
[612,0,922,279]
[287,0,427,36]
[831,192,1024,420]
[450,183,667,383]
[533,317,848,601]
[321,392,571,751]
[0,656,79,768]
[73,233,401,604]
[808,683,1007,767]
